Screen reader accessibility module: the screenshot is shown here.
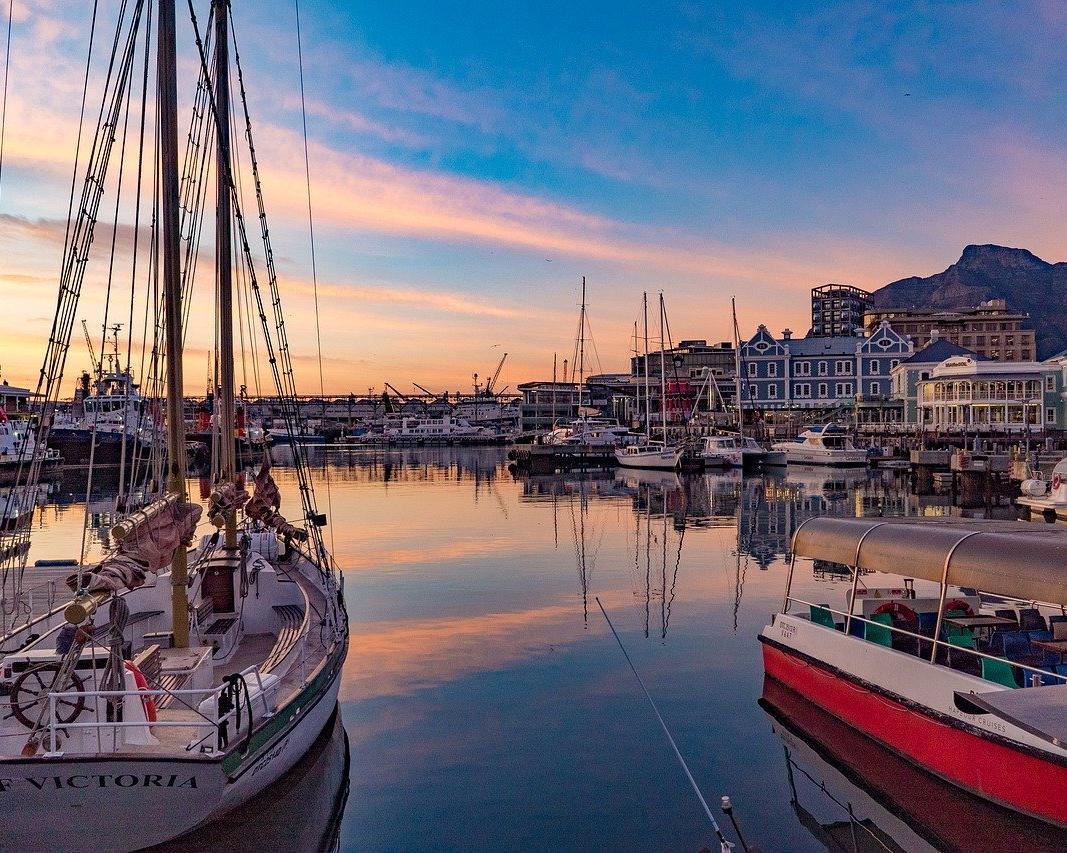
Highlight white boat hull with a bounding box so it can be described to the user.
[775,447,868,467]
[614,446,681,470]
[0,640,345,851]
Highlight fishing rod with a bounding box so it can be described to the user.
[595,597,745,852]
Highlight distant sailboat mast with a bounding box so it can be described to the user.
[659,293,667,446]
[732,296,744,441]
[643,292,650,442]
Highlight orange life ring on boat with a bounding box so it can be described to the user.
[1053,474,1063,491]
[872,601,919,622]
[942,598,974,616]
[125,661,157,723]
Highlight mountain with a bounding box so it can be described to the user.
[870,244,1067,359]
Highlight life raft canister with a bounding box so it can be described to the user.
[125,660,157,723]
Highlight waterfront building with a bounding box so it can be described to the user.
[810,284,872,337]
[0,380,30,415]
[916,356,1063,431]
[630,338,735,381]
[890,337,986,425]
[739,321,912,412]
[864,299,1035,361]
[518,381,588,431]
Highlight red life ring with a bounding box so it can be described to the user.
[1053,474,1063,491]
[125,661,158,723]
[942,598,974,616]
[872,601,919,622]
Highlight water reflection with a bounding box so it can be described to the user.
[5,448,1054,851]
[761,677,1067,852]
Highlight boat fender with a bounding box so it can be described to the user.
[872,601,919,622]
[1054,474,1063,491]
[943,598,974,616]
[125,661,157,723]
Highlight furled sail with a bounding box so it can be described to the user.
[67,500,202,594]
[246,458,308,542]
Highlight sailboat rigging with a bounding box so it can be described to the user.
[0,3,348,847]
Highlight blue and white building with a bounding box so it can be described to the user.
[739,321,913,410]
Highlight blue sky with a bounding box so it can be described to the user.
[1,1,1065,392]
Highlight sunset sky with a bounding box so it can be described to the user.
[2,1,1067,395]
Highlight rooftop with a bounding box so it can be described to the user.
[899,339,987,366]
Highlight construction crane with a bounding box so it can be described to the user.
[81,319,100,377]
[412,382,436,397]
[485,352,507,397]
[383,382,410,402]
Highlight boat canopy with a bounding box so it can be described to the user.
[792,517,1067,606]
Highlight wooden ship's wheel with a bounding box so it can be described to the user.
[9,663,86,728]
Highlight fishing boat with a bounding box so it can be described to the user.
[0,3,347,848]
[616,293,682,470]
[770,424,868,467]
[761,516,1067,829]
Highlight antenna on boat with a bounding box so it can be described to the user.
[595,597,736,852]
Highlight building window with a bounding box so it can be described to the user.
[795,361,810,376]
[768,363,777,377]
[869,382,880,396]
[818,383,828,398]
[834,360,853,375]
[835,382,853,397]
[748,362,757,377]
[1047,375,1056,392]
[1048,408,1057,424]
[890,359,900,370]
[818,361,828,376]
[768,384,778,399]
[870,361,880,374]
[748,384,757,400]
[795,383,810,398]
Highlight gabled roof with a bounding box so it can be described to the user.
[898,339,986,365]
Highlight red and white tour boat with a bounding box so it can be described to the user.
[761,516,1067,828]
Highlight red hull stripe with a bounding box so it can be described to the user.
[762,639,1067,828]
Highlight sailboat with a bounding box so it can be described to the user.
[0,3,347,848]
[615,293,681,470]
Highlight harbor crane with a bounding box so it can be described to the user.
[81,320,100,377]
[484,352,507,397]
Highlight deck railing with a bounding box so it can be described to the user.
[782,595,1067,687]
[42,664,274,756]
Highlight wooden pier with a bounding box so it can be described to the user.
[508,445,616,474]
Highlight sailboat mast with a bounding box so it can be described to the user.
[732,297,744,440]
[159,0,190,648]
[215,0,237,549]
[643,292,650,441]
[578,276,586,387]
[659,293,667,446]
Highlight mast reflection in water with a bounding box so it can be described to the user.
[12,447,1046,850]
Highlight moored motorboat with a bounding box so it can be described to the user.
[770,424,868,467]
[1018,457,1067,520]
[761,516,1067,829]
[614,442,682,470]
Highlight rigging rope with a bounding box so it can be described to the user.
[0,0,13,204]
[293,0,336,557]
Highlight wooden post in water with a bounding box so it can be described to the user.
[215,0,237,550]
[159,0,190,648]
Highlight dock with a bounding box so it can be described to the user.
[508,445,616,474]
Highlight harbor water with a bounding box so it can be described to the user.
[16,448,1067,851]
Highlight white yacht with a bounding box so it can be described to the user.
[771,424,868,467]
[0,418,60,484]
[543,417,635,448]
